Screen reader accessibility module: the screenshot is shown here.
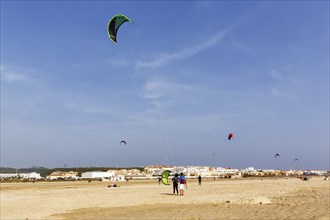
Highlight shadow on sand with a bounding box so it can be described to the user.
[160,193,178,196]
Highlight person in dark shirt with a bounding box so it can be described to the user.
[172,173,179,195]
[198,175,202,185]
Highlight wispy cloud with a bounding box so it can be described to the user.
[270,87,282,97]
[268,66,298,99]
[64,103,109,114]
[143,80,192,100]
[1,66,31,83]
[106,56,133,68]
[142,78,195,114]
[269,66,297,83]
[1,65,48,87]
[269,70,283,80]
[2,72,30,82]
[270,87,294,99]
[136,27,232,68]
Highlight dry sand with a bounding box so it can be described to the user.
[1,177,329,219]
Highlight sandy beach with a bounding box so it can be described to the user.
[1,177,329,220]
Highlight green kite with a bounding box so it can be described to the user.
[161,170,171,185]
[107,14,133,43]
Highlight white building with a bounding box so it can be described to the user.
[0,172,42,180]
[216,167,240,175]
[20,172,42,179]
[186,166,210,177]
[144,166,174,176]
[47,171,78,180]
[81,171,115,180]
[116,174,126,181]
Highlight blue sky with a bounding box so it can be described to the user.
[1,1,329,169]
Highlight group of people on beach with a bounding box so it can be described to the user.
[172,173,188,196]
[157,173,203,196]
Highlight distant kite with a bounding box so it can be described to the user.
[228,133,233,140]
[107,14,133,43]
[275,154,280,158]
[120,140,127,145]
[294,158,299,162]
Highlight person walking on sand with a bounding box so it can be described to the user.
[198,175,202,185]
[179,173,187,196]
[172,173,179,195]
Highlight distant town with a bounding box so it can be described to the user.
[1,166,329,181]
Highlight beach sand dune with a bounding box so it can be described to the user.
[1,177,329,219]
